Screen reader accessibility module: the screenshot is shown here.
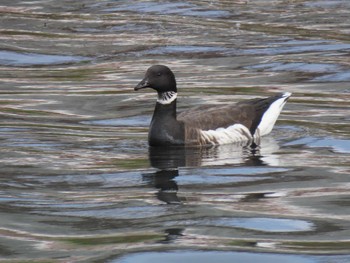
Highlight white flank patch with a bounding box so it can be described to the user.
[257,92,291,136]
[200,124,253,145]
[157,91,177,105]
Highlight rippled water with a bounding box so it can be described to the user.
[0,0,349,262]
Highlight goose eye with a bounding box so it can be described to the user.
[157,72,161,76]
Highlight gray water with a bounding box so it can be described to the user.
[0,0,350,262]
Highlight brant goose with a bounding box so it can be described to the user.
[134,65,291,147]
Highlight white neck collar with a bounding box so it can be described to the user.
[157,91,177,105]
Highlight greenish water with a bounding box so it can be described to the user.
[0,0,349,262]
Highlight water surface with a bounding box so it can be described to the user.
[0,0,349,262]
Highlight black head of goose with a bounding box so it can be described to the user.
[134,65,291,147]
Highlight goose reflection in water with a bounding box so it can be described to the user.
[143,137,282,204]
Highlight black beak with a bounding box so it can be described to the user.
[134,78,150,91]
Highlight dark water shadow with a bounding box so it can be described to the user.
[143,142,271,204]
[147,143,271,169]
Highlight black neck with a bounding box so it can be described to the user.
[152,99,177,121]
[149,99,184,146]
